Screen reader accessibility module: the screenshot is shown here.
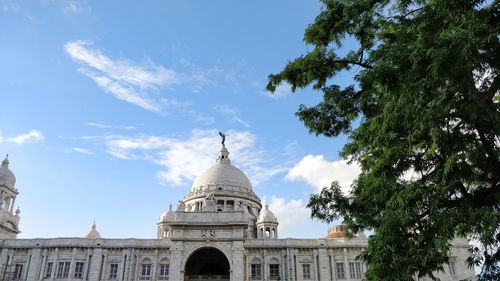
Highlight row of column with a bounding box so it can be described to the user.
[0,247,172,281]
[245,247,360,281]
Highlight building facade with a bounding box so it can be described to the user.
[0,145,475,281]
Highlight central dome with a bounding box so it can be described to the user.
[190,145,252,192]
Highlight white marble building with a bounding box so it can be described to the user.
[0,144,475,281]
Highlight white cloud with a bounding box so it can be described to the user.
[286,155,361,194]
[100,129,287,186]
[267,83,292,99]
[6,130,45,145]
[64,40,182,112]
[70,147,94,155]
[267,196,310,236]
[85,122,136,130]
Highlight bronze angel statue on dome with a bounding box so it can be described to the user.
[218,131,226,145]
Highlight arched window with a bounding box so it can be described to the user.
[265,227,271,238]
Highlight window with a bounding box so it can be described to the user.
[74,262,84,279]
[56,262,70,279]
[251,264,261,279]
[14,264,23,279]
[448,261,456,275]
[109,264,118,279]
[349,262,362,279]
[45,262,53,279]
[335,262,345,279]
[269,264,280,280]
[140,264,152,280]
[158,264,169,280]
[302,264,311,279]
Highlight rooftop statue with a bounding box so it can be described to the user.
[218,131,226,145]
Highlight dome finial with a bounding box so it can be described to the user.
[216,134,230,164]
[2,154,9,167]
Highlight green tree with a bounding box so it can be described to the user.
[267,0,500,280]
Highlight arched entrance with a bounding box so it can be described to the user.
[184,247,230,280]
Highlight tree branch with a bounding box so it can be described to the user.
[325,59,373,69]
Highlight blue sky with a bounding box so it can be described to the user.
[0,0,361,239]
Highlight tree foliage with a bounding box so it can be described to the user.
[267,0,500,280]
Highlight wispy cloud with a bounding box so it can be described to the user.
[69,147,94,155]
[285,155,361,194]
[87,129,288,186]
[62,0,90,14]
[263,83,292,99]
[5,130,45,145]
[64,40,183,112]
[1,0,19,12]
[214,105,250,128]
[85,122,136,130]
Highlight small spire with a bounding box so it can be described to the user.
[2,154,9,167]
[168,203,172,212]
[15,207,20,215]
[265,204,269,210]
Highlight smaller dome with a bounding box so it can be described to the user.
[326,225,347,239]
[326,225,365,239]
[257,204,278,223]
[0,155,16,189]
[160,203,175,221]
[84,222,101,239]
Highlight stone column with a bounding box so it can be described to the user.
[100,251,108,281]
[119,249,127,281]
[344,248,351,281]
[123,249,133,281]
[38,251,47,281]
[287,248,294,281]
[231,241,244,281]
[68,248,77,281]
[51,248,59,280]
[317,248,329,281]
[87,248,102,281]
[281,249,286,281]
[312,249,318,281]
[9,198,15,213]
[169,242,183,281]
[152,249,158,281]
[82,250,90,281]
[26,248,42,281]
[328,249,334,281]
[263,250,267,281]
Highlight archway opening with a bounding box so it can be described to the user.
[185,247,230,280]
